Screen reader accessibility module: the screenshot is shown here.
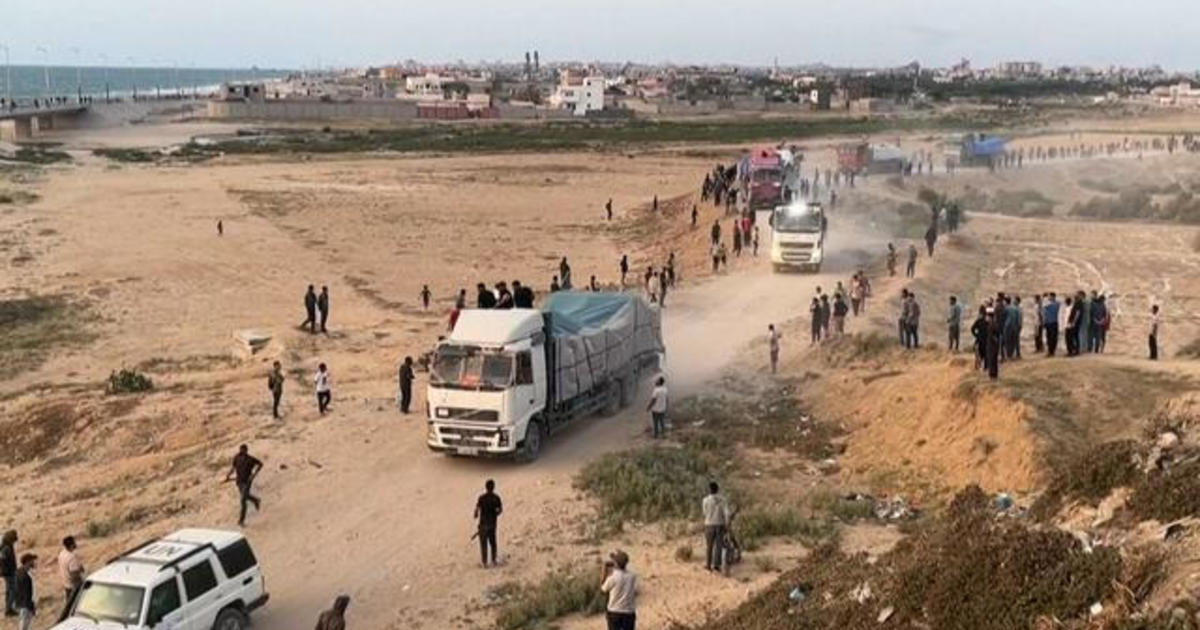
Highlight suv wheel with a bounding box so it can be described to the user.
[213,607,249,630]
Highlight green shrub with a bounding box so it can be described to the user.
[493,566,606,629]
[738,506,836,551]
[575,446,715,525]
[107,368,154,395]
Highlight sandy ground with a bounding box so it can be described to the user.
[4,111,1200,629]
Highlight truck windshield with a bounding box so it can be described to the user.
[73,582,144,625]
[751,168,781,183]
[431,346,514,390]
[774,208,822,233]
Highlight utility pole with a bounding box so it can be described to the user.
[99,53,110,102]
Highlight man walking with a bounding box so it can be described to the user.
[606,198,613,221]
[1033,294,1045,353]
[398,356,415,414]
[1149,304,1161,360]
[475,480,503,568]
[620,255,629,287]
[702,483,730,572]
[420,285,432,311]
[600,551,638,630]
[315,595,350,630]
[832,293,848,337]
[947,295,962,351]
[226,445,263,527]
[317,286,330,333]
[886,243,897,277]
[268,361,285,419]
[1,530,16,617]
[767,325,781,373]
[302,285,318,333]
[1043,293,1060,356]
[906,244,918,278]
[647,376,668,439]
[14,554,35,630]
[315,363,332,414]
[56,536,83,621]
[710,219,721,246]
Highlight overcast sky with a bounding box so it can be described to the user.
[3,0,1197,71]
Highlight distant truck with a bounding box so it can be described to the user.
[770,200,826,272]
[837,142,907,175]
[957,133,1007,168]
[426,292,664,461]
[741,146,787,210]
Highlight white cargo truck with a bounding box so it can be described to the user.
[770,200,826,272]
[426,292,663,461]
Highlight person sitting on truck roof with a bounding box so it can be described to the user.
[513,281,534,308]
[559,258,572,290]
[495,283,514,309]
[550,276,561,293]
[476,283,496,309]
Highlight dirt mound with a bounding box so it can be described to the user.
[1031,440,1144,520]
[699,486,1121,630]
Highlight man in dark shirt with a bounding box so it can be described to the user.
[14,554,35,630]
[225,445,263,527]
[476,283,497,309]
[302,285,318,334]
[513,281,535,308]
[474,479,503,568]
[317,286,330,333]
[398,357,415,415]
[1,530,17,616]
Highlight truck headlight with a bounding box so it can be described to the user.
[498,430,510,447]
[426,423,438,440]
[436,407,449,418]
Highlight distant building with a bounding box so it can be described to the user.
[994,61,1043,79]
[405,73,449,96]
[217,82,267,103]
[549,73,606,116]
[1151,82,1200,107]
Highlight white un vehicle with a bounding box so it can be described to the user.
[53,529,268,630]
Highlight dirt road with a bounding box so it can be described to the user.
[240,216,878,630]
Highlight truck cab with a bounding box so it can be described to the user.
[426,310,546,458]
[746,146,784,210]
[770,201,825,272]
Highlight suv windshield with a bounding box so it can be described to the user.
[74,582,144,625]
[431,345,514,390]
[774,207,822,233]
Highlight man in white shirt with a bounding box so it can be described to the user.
[600,550,637,630]
[701,482,730,572]
[646,376,668,439]
[314,363,332,414]
[56,537,83,620]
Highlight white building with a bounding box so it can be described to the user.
[549,75,606,116]
[405,73,448,96]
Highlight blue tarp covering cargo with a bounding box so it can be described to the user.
[542,292,663,405]
[965,135,1007,158]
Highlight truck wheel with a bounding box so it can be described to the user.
[517,420,544,463]
[212,608,248,630]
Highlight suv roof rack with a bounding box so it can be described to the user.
[108,538,220,573]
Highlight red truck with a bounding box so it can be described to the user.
[742,146,786,210]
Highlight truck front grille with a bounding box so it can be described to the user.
[435,407,500,422]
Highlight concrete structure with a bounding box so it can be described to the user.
[993,61,1044,79]
[549,74,606,116]
[208,99,419,122]
[1151,82,1200,107]
[0,103,89,141]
